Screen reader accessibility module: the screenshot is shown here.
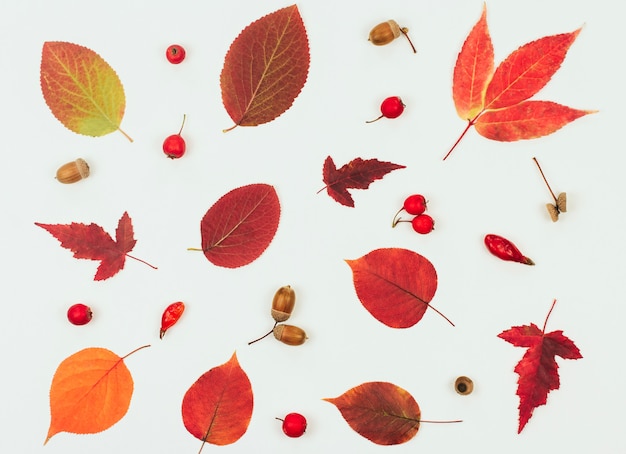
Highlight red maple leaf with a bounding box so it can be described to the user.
[35,212,156,281]
[319,156,405,207]
[498,299,582,433]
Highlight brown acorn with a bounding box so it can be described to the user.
[56,158,90,184]
[368,20,416,53]
[271,285,296,322]
[273,324,307,346]
[454,376,474,395]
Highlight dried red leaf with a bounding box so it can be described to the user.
[221,5,310,131]
[35,212,156,281]
[182,352,253,450]
[444,6,595,159]
[498,300,582,433]
[474,100,592,141]
[345,248,453,327]
[193,183,280,268]
[320,156,405,207]
[323,381,421,445]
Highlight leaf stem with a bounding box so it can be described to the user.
[126,254,158,269]
[222,124,238,133]
[532,157,559,204]
[248,322,278,345]
[419,419,463,424]
[542,299,558,333]
[443,120,473,161]
[118,127,134,142]
[122,344,151,360]
[429,303,455,327]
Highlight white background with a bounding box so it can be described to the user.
[0,0,622,452]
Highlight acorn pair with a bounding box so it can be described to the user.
[249,285,307,346]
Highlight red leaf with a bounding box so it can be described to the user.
[498,300,582,433]
[35,212,155,281]
[221,5,310,131]
[474,100,593,141]
[484,29,581,110]
[452,3,494,120]
[444,6,595,160]
[345,248,453,327]
[196,183,280,268]
[323,381,421,445]
[320,156,405,207]
[182,352,253,450]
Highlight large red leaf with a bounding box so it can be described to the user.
[320,156,405,207]
[474,100,592,141]
[498,300,582,433]
[195,183,280,268]
[452,3,494,120]
[444,6,594,160]
[345,248,453,327]
[35,212,156,281]
[182,352,253,450]
[221,5,310,131]
[323,381,421,445]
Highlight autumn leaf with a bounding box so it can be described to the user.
[182,352,253,451]
[319,156,405,207]
[35,211,157,281]
[189,183,280,268]
[498,299,582,433]
[45,345,150,444]
[346,248,453,327]
[40,41,132,141]
[444,6,595,159]
[221,5,310,132]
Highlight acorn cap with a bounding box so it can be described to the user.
[557,192,567,213]
[455,376,474,395]
[546,203,559,222]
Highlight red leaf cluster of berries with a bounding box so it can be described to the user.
[392,194,434,234]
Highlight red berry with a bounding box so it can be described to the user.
[403,194,427,215]
[484,234,534,265]
[160,301,185,339]
[366,96,405,123]
[166,44,186,64]
[163,114,187,159]
[67,303,92,326]
[411,214,435,234]
[278,413,307,438]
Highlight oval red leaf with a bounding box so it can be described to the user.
[220,5,310,131]
[346,248,449,328]
[182,352,253,448]
[324,381,421,445]
[199,183,280,268]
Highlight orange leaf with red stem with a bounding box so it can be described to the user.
[221,5,310,132]
[45,345,150,444]
[498,300,582,433]
[444,5,595,160]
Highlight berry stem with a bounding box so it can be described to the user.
[177,114,187,135]
[121,344,151,360]
[391,207,404,227]
[532,157,559,204]
[248,322,278,345]
[542,299,558,334]
[125,254,158,270]
[365,115,383,124]
[400,27,417,53]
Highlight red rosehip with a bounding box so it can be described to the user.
[366,96,405,123]
[67,303,92,326]
[166,44,186,64]
[411,214,435,234]
[278,413,307,438]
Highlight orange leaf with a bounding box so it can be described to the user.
[40,41,132,141]
[45,345,149,444]
[182,352,253,451]
[484,29,581,110]
[324,382,421,445]
[452,3,494,120]
[220,5,310,132]
[474,100,595,141]
[346,248,453,327]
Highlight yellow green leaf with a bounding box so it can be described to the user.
[40,41,132,141]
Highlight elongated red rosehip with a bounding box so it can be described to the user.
[484,234,534,265]
[160,301,185,338]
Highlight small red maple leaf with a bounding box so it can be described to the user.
[318,156,405,207]
[498,299,582,433]
[35,212,157,281]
